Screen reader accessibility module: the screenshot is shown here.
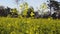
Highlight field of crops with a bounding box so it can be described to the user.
[0,17,60,34]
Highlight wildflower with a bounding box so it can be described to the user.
[10,31,16,34]
[48,18,50,20]
[7,23,11,27]
[27,20,30,23]
[26,30,29,33]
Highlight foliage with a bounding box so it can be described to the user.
[48,0,60,11]
[20,2,29,16]
[39,3,49,16]
[0,17,60,34]
[40,3,48,10]
[27,7,34,17]
[11,8,18,13]
[9,8,18,17]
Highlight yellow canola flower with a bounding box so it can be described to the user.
[7,23,11,27]
[48,18,51,20]
[10,31,16,34]
[26,30,29,33]
[27,20,30,23]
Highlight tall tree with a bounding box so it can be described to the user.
[40,3,48,15]
[20,2,29,16]
[14,0,21,14]
[48,0,60,13]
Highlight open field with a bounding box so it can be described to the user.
[0,17,60,34]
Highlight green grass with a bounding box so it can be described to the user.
[0,17,60,34]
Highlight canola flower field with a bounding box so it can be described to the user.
[0,17,60,34]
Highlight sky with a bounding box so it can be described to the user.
[0,0,60,10]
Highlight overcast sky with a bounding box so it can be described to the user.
[0,0,60,10]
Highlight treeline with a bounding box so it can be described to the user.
[0,6,18,18]
[0,0,60,19]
